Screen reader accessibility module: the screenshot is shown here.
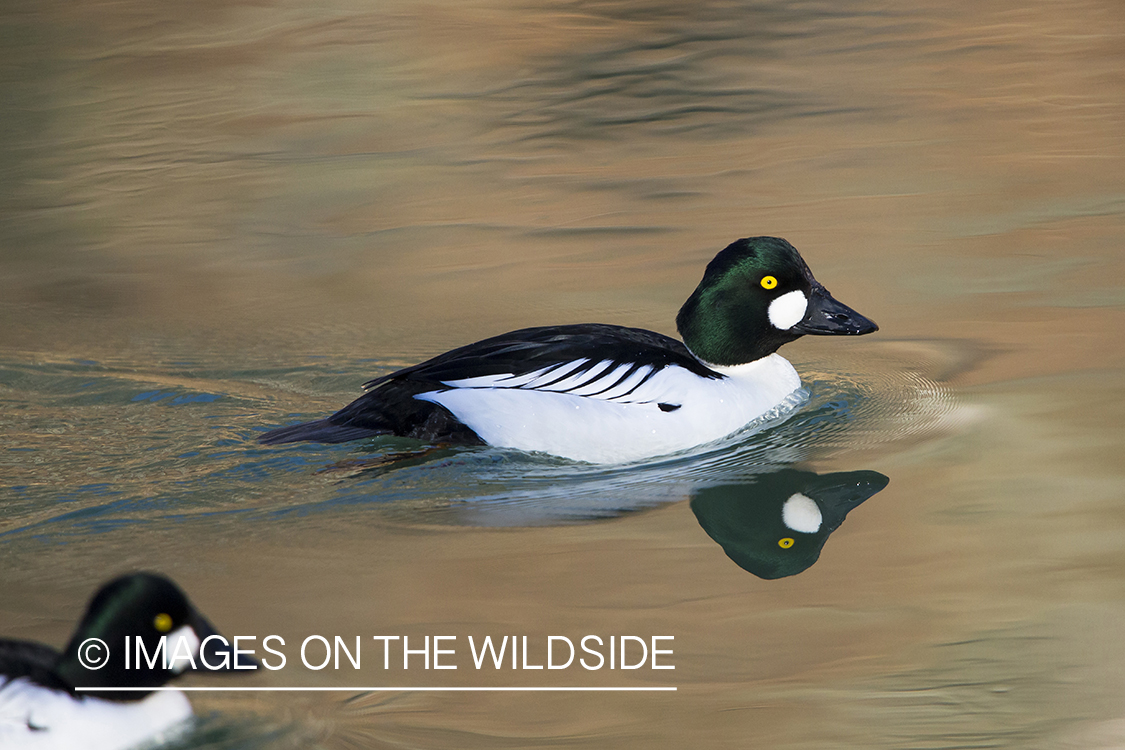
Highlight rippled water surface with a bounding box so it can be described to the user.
[2,0,1124,747]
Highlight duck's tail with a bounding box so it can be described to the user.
[257,419,382,445]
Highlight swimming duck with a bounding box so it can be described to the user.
[259,236,878,463]
[0,573,247,750]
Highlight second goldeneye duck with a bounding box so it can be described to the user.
[259,236,878,463]
[0,573,250,750]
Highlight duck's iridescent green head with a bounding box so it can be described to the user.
[54,573,253,700]
[676,236,878,366]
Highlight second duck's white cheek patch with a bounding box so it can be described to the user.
[782,492,822,533]
[768,290,808,329]
[167,624,202,674]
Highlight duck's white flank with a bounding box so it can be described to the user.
[415,353,801,464]
[0,676,191,750]
[167,625,202,675]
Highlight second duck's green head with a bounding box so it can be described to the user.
[676,236,878,366]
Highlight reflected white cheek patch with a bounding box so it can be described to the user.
[768,290,808,329]
[782,492,822,533]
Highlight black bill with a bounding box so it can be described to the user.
[793,285,879,335]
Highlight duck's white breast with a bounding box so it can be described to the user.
[0,676,192,750]
[416,353,801,463]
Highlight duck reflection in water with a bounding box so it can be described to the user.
[690,469,888,579]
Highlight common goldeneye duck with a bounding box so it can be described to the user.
[260,236,878,463]
[0,573,249,750]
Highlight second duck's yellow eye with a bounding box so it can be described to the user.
[153,613,173,633]
[778,537,794,549]
[761,275,778,290]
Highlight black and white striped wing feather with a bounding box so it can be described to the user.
[365,324,721,404]
[438,358,683,405]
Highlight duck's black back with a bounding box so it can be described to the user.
[0,639,71,692]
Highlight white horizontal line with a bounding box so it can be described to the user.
[77,686,676,692]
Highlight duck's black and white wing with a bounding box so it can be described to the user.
[378,323,720,400]
[258,324,721,446]
[0,640,193,749]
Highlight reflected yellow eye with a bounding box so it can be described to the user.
[761,275,778,290]
[778,537,794,549]
[153,613,173,633]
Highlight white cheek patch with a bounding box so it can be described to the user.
[768,290,808,330]
[782,492,823,533]
[167,624,201,674]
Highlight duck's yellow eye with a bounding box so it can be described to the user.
[153,613,173,633]
[761,275,778,290]
[778,537,794,549]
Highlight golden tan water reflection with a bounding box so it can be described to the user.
[1,0,1124,747]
